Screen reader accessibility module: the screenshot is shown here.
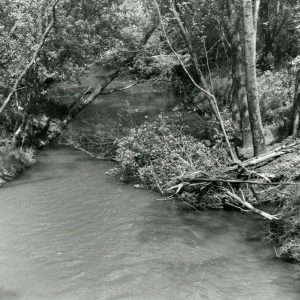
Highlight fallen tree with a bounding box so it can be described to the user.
[166,140,300,221]
[230,140,300,171]
[225,190,280,221]
[11,25,156,148]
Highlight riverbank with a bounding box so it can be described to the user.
[116,121,300,262]
[65,112,300,263]
[2,72,299,264]
[0,143,36,187]
[0,145,299,299]
[54,70,300,263]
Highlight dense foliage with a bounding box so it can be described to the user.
[113,115,231,208]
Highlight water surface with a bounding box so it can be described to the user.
[0,82,299,299]
[0,146,299,300]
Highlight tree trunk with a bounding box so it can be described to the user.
[221,0,252,148]
[242,0,266,156]
[169,0,236,161]
[231,31,252,148]
[259,0,273,69]
[232,34,252,148]
[291,69,300,138]
[0,0,60,115]
[40,26,156,146]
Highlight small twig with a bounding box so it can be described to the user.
[150,162,164,195]
[225,202,251,212]
[237,162,272,182]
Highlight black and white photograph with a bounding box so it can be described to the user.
[0,0,300,299]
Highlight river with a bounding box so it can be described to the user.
[0,82,299,299]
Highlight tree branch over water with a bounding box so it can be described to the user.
[100,81,146,95]
[0,0,60,115]
[41,25,157,145]
[152,0,236,162]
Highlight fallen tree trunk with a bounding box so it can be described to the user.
[229,140,300,171]
[225,190,280,221]
[168,178,296,192]
[39,26,156,146]
[166,140,300,221]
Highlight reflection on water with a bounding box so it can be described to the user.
[0,146,299,300]
[79,81,180,124]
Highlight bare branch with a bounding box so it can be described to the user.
[168,178,296,192]
[100,81,146,95]
[225,190,280,221]
[40,26,156,145]
[153,0,236,162]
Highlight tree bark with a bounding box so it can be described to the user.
[167,0,236,161]
[231,32,252,148]
[224,0,252,148]
[0,0,60,115]
[242,0,266,156]
[291,69,300,138]
[225,190,279,220]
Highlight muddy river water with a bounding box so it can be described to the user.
[0,82,299,299]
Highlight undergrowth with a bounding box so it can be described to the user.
[111,114,231,209]
[0,144,36,185]
[264,156,300,263]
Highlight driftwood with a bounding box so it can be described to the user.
[167,140,300,221]
[100,81,146,95]
[230,140,300,171]
[168,180,283,221]
[225,190,280,221]
[168,178,295,192]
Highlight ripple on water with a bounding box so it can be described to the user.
[0,146,299,300]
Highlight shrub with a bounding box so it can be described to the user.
[257,56,300,129]
[269,189,300,262]
[258,69,293,126]
[113,115,230,208]
[265,157,300,263]
[0,145,36,185]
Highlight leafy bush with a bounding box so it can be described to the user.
[269,188,300,262]
[113,115,230,208]
[257,56,300,128]
[0,145,36,185]
[131,53,180,79]
[264,152,300,262]
[258,69,293,126]
[210,70,232,106]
